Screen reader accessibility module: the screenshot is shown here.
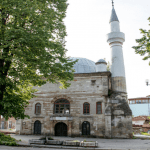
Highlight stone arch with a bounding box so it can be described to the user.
[51,95,73,103]
[82,121,90,135]
[34,120,41,134]
[55,122,67,136]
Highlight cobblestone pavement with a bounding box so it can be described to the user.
[10,135,150,150]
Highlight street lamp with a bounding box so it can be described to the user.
[146,79,150,86]
[145,79,150,115]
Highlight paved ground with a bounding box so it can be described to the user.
[8,135,150,150]
[0,146,78,150]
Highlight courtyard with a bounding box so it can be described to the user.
[3,134,149,150]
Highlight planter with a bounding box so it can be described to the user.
[46,137,63,145]
[63,140,80,146]
[80,141,98,147]
[29,139,46,145]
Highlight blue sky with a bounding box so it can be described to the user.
[64,0,150,98]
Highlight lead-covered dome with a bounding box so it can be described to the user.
[96,59,107,64]
[70,57,96,73]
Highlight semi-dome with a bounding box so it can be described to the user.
[96,59,107,64]
[70,57,96,73]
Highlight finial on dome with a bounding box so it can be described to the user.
[112,0,114,7]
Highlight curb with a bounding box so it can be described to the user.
[18,144,97,149]
[17,144,150,150]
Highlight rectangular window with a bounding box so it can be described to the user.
[96,102,102,114]
[83,103,90,114]
[1,121,4,129]
[9,121,12,129]
[91,80,96,85]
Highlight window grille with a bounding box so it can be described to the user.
[96,102,102,114]
[83,102,90,114]
[54,99,70,114]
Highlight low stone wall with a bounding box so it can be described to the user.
[132,126,143,134]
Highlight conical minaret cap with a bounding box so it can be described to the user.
[109,7,119,23]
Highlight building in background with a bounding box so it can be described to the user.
[132,116,150,134]
[129,95,150,117]
[0,115,16,130]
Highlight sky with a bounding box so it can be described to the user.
[64,0,150,99]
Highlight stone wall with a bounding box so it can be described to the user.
[18,73,110,137]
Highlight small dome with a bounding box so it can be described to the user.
[96,59,107,64]
[70,57,96,74]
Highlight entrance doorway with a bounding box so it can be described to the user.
[82,121,90,135]
[55,122,67,136]
[34,120,41,134]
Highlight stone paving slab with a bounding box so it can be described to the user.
[10,135,150,150]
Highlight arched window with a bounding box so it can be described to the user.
[96,102,102,114]
[35,103,41,114]
[54,99,70,114]
[83,102,90,114]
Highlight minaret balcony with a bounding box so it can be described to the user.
[107,32,125,44]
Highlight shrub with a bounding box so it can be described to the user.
[0,140,3,145]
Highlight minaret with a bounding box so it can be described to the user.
[107,4,126,93]
[105,1,132,139]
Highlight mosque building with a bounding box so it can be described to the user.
[16,4,132,138]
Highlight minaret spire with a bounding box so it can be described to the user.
[110,0,119,23]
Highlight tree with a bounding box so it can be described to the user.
[0,0,76,119]
[107,61,110,71]
[132,17,150,64]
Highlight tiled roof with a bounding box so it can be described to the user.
[143,124,150,128]
[132,116,148,121]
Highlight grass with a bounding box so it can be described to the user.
[0,132,17,146]
[132,136,138,139]
[141,132,150,136]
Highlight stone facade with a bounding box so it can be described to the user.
[17,73,110,137]
[16,72,132,138]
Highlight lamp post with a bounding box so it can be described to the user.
[145,79,150,115]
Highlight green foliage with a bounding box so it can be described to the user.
[0,0,77,119]
[132,136,137,139]
[141,132,150,136]
[107,61,110,71]
[132,17,150,64]
[0,132,17,146]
